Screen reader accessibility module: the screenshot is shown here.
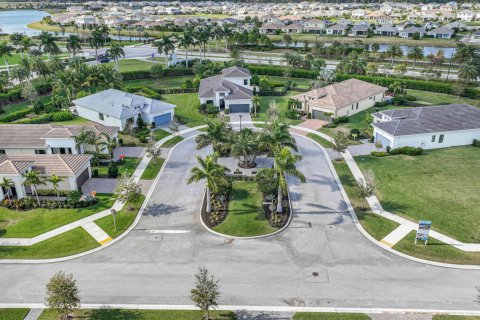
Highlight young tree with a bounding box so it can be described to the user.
[145,142,162,165]
[22,170,46,204]
[114,174,142,210]
[21,81,38,106]
[150,64,164,84]
[190,268,220,320]
[45,271,81,320]
[47,173,65,200]
[252,95,261,118]
[332,131,349,160]
[374,140,383,151]
[106,43,125,71]
[0,177,14,205]
[169,117,180,136]
[357,169,377,210]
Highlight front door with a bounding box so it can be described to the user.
[220,99,225,110]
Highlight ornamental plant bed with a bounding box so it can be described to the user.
[201,192,230,228]
[263,193,290,228]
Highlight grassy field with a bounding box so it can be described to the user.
[152,128,170,141]
[293,313,371,320]
[0,227,99,259]
[161,135,184,147]
[306,133,334,149]
[0,308,30,320]
[253,93,303,126]
[118,132,147,147]
[111,59,154,72]
[0,194,115,238]
[213,180,278,237]
[356,146,480,243]
[95,195,145,238]
[407,89,479,107]
[332,160,399,240]
[141,158,165,180]
[160,93,205,127]
[0,95,51,120]
[124,75,193,90]
[92,158,141,178]
[39,309,236,320]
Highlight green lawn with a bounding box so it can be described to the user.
[152,128,170,141]
[356,146,480,243]
[293,313,371,320]
[118,132,147,147]
[92,158,141,178]
[38,309,236,320]
[306,133,334,149]
[0,227,99,259]
[433,316,480,320]
[0,308,30,320]
[95,195,145,238]
[112,59,154,72]
[141,158,165,180]
[268,76,312,89]
[161,93,205,127]
[213,180,278,237]
[0,95,51,120]
[161,135,184,147]
[253,93,303,126]
[0,194,115,238]
[332,160,399,241]
[407,89,479,107]
[51,115,90,125]
[125,75,193,90]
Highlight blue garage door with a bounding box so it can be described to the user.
[229,104,250,113]
[153,113,171,127]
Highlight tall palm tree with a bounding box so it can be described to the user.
[99,132,117,158]
[66,34,82,57]
[196,119,231,152]
[222,25,233,52]
[74,127,96,153]
[230,128,258,168]
[187,155,229,213]
[89,30,104,65]
[407,47,424,70]
[47,173,64,200]
[10,65,29,86]
[154,35,176,68]
[263,147,305,213]
[30,56,49,81]
[22,170,46,205]
[177,32,193,68]
[0,177,15,205]
[136,26,144,42]
[386,44,403,68]
[0,41,13,77]
[252,94,261,118]
[40,32,60,59]
[115,25,123,42]
[458,62,478,85]
[20,37,33,59]
[106,43,125,71]
[258,120,297,153]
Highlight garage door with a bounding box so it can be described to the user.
[153,113,172,127]
[76,167,89,186]
[229,104,250,113]
[312,110,331,121]
[375,132,391,148]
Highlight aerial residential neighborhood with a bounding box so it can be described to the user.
[0,1,480,320]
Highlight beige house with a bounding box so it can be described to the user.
[291,79,388,120]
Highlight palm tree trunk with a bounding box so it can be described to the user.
[3,57,10,77]
[34,186,40,205]
[276,186,283,213]
[206,187,211,213]
[56,189,60,200]
[164,53,168,68]
[95,48,98,65]
[116,58,119,71]
[185,49,188,68]
[6,190,11,205]
[225,39,228,52]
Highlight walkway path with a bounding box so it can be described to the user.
[23,308,42,320]
[82,222,112,245]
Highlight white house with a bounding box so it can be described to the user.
[75,15,97,26]
[143,6,156,15]
[303,19,327,33]
[326,24,347,35]
[372,104,480,149]
[399,26,425,38]
[0,154,92,201]
[291,78,387,120]
[72,89,176,130]
[198,66,254,113]
[457,10,475,21]
[352,9,366,18]
[427,26,455,39]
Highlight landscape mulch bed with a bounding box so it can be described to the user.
[263,194,290,228]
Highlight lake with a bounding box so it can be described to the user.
[0,10,50,36]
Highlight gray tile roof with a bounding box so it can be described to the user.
[72,89,175,119]
[372,104,480,136]
[199,68,253,100]
[0,154,92,176]
[221,66,251,78]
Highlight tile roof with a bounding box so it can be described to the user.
[0,154,92,176]
[221,66,252,78]
[372,104,480,136]
[291,79,387,112]
[199,68,253,100]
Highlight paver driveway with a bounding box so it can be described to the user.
[0,134,479,311]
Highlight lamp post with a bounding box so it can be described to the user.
[239,114,243,130]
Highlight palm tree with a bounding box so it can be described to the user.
[196,119,231,152]
[47,173,64,200]
[258,120,297,153]
[10,65,29,86]
[66,34,82,57]
[177,32,194,68]
[0,41,13,77]
[20,37,33,59]
[136,26,144,42]
[99,132,117,158]
[458,62,479,85]
[187,155,229,213]
[154,35,176,68]
[89,30,104,65]
[74,127,96,153]
[386,44,403,68]
[115,25,123,42]
[40,33,60,59]
[0,177,15,205]
[222,25,233,52]
[407,47,424,70]
[230,128,258,168]
[22,170,46,205]
[270,147,305,213]
[106,44,125,71]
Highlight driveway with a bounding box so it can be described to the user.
[229,112,253,129]
[0,135,479,311]
[113,147,145,160]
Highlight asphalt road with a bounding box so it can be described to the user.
[0,134,479,310]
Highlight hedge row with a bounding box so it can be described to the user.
[0,107,33,123]
[15,111,74,124]
[335,74,480,99]
[247,65,317,79]
[120,68,194,81]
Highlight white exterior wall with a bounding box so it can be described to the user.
[75,105,125,130]
[44,138,78,154]
[0,174,27,200]
[312,92,385,118]
[3,148,47,155]
[224,77,252,89]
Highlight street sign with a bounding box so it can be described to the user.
[415,220,432,245]
[111,209,117,231]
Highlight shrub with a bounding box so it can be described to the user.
[92,168,99,178]
[473,139,480,147]
[0,107,32,123]
[51,111,74,122]
[333,116,349,124]
[370,151,390,157]
[118,138,124,146]
[120,70,152,80]
[198,103,219,115]
[6,88,22,101]
[107,161,119,178]
[389,146,423,156]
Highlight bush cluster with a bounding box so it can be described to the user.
[1,194,97,210]
[16,111,74,124]
[0,107,33,123]
[473,139,480,148]
[198,103,219,115]
[389,146,424,156]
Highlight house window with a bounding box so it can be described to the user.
[244,79,248,85]
[351,104,354,110]
[52,148,72,155]
[439,134,444,143]
[99,113,104,121]
[35,149,46,154]
[356,103,359,110]
[431,135,436,142]
[0,149,5,154]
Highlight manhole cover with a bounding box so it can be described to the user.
[312,272,319,277]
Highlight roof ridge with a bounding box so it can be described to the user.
[58,154,75,175]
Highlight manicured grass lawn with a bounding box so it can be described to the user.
[306,133,334,149]
[268,76,312,89]
[92,158,141,178]
[112,59,153,72]
[356,146,480,243]
[253,93,303,126]
[152,128,170,141]
[407,89,479,106]
[39,309,236,320]
[0,227,99,259]
[96,195,145,238]
[0,308,30,320]
[125,75,193,90]
[118,132,147,147]
[141,158,165,180]
[161,93,205,127]
[161,135,184,147]
[332,160,399,241]
[433,316,480,320]
[0,95,51,120]
[0,194,115,238]
[293,313,371,320]
[213,180,278,237]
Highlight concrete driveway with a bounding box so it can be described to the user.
[0,135,479,311]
